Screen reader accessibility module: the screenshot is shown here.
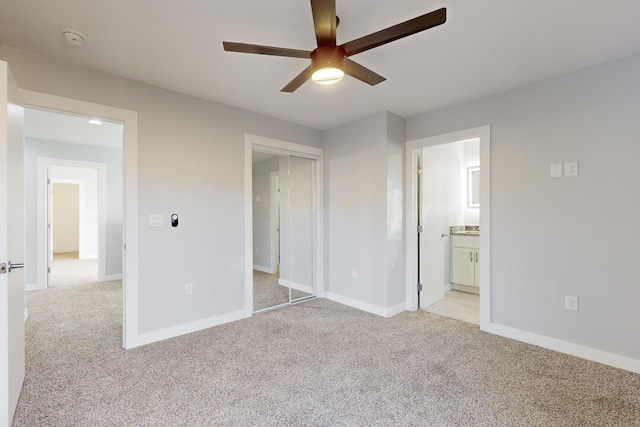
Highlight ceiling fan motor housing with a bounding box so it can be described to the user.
[311,46,346,71]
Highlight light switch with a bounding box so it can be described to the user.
[565,162,579,177]
[149,214,163,227]
[550,163,562,178]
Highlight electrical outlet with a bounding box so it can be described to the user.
[565,296,579,312]
[565,162,579,177]
[185,282,193,296]
[256,247,259,254]
[351,268,358,279]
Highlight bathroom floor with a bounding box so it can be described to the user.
[424,290,479,325]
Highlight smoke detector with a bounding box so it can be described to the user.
[62,28,85,46]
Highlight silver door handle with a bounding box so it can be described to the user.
[8,261,24,272]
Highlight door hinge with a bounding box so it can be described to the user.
[417,225,423,233]
[417,167,423,175]
[417,283,423,292]
[47,267,51,273]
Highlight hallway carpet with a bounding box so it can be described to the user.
[14,281,640,426]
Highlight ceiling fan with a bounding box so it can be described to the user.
[223,0,446,92]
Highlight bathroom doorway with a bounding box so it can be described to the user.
[405,126,490,330]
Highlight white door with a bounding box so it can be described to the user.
[418,149,445,308]
[0,61,26,427]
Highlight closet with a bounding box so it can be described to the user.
[251,151,317,312]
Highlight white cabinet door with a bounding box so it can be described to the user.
[473,249,480,287]
[452,247,474,287]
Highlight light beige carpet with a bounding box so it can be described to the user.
[253,270,311,311]
[14,279,640,426]
[49,252,98,288]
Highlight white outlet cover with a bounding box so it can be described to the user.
[565,296,579,311]
[550,163,563,178]
[565,162,579,177]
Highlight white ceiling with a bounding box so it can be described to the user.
[2,0,640,131]
[24,108,123,148]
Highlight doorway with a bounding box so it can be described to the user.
[21,90,139,349]
[405,126,491,331]
[48,167,100,287]
[244,134,324,316]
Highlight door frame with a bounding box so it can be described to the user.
[244,134,324,316]
[405,125,491,331]
[20,90,139,349]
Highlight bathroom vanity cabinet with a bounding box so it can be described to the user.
[451,235,479,288]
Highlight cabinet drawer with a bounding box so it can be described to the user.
[451,235,479,249]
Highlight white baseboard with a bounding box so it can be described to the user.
[26,282,45,292]
[278,278,314,294]
[452,283,479,294]
[103,273,123,281]
[253,265,275,274]
[324,292,405,318]
[490,323,640,374]
[130,309,249,349]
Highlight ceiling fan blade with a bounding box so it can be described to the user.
[341,7,446,57]
[343,58,386,86]
[311,0,337,47]
[281,65,314,92]
[223,41,311,58]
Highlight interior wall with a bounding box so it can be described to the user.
[407,53,640,361]
[51,183,79,253]
[324,111,405,313]
[0,46,322,335]
[462,138,480,225]
[252,156,279,272]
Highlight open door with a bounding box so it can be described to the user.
[0,61,26,427]
[418,149,445,308]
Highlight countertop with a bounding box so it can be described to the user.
[450,225,479,236]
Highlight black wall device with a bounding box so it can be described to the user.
[171,214,179,227]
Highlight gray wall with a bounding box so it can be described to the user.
[324,111,405,310]
[24,138,123,283]
[407,53,640,359]
[0,46,322,334]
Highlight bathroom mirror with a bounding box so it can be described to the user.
[467,166,480,208]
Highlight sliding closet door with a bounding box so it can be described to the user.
[252,151,316,312]
[288,156,315,300]
[252,152,289,311]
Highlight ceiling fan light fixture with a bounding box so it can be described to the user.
[312,65,344,85]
